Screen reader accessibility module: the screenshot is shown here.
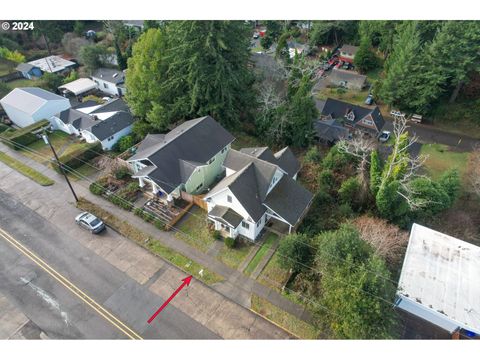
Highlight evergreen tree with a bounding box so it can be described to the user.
[353,39,378,74]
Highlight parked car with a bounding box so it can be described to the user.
[378,130,391,143]
[335,60,344,69]
[365,94,374,105]
[75,212,106,234]
[410,114,423,123]
[253,33,259,39]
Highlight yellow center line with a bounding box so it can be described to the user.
[0,227,143,340]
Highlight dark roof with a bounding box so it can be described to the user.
[91,68,125,85]
[88,111,134,141]
[264,175,313,226]
[58,108,96,130]
[274,147,301,177]
[72,100,99,110]
[240,147,277,164]
[16,63,37,72]
[91,98,130,114]
[314,118,349,143]
[128,116,235,193]
[340,44,359,55]
[209,205,243,228]
[320,98,385,133]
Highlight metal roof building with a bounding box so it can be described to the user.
[396,223,480,337]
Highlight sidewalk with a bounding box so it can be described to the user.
[0,143,314,325]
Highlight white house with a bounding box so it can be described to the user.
[0,87,70,128]
[127,116,235,204]
[50,98,135,151]
[91,68,126,97]
[204,148,312,241]
[395,224,480,339]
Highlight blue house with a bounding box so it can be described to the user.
[16,63,43,79]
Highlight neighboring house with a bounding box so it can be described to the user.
[328,68,367,90]
[338,44,359,63]
[395,224,480,339]
[15,63,42,79]
[28,55,76,74]
[316,98,385,137]
[58,78,97,97]
[287,41,310,59]
[0,87,70,128]
[91,68,126,97]
[127,116,235,203]
[123,20,144,30]
[50,98,135,150]
[204,148,312,241]
[313,118,350,144]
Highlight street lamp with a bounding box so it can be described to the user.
[42,132,79,203]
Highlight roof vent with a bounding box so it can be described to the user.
[112,73,118,78]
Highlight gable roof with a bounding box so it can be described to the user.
[209,205,244,228]
[314,118,350,142]
[274,147,301,177]
[264,175,313,226]
[91,98,130,114]
[88,111,135,141]
[16,63,37,72]
[128,116,235,193]
[58,108,96,130]
[58,78,97,96]
[92,68,125,85]
[329,68,367,88]
[28,55,76,73]
[0,87,67,115]
[396,224,480,334]
[320,98,385,133]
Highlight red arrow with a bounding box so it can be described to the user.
[147,275,193,324]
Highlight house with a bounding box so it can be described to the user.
[328,68,367,90]
[28,55,76,74]
[58,78,97,97]
[15,63,42,79]
[123,20,144,30]
[313,118,350,144]
[127,116,235,203]
[0,87,70,128]
[316,98,385,137]
[50,98,135,150]
[395,224,480,339]
[338,44,359,63]
[91,68,126,97]
[204,147,313,241]
[287,41,310,59]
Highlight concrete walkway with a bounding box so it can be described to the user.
[0,143,314,325]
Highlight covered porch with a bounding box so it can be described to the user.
[207,205,243,239]
[135,176,174,205]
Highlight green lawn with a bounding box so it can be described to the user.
[19,131,71,164]
[258,252,291,291]
[0,59,15,77]
[216,240,253,269]
[420,143,470,180]
[68,161,99,181]
[251,294,318,339]
[175,206,216,252]
[316,87,370,107]
[430,99,480,139]
[231,131,260,150]
[244,233,277,275]
[0,151,54,186]
[6,78,38,88]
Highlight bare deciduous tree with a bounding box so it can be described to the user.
[352,215,409,265]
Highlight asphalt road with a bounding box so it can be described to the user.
[0,189,219,339]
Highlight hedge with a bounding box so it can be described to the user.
[1,119,51,150]
[52,141,102,173]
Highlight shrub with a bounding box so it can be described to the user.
[304,146,321,164]
[142,211,156,223]
[1,119,50,150]
[108,193,133,211]
[114,166,131,180]
[52,141,102,173]
[0,47,25,63]
[338,176,361,208]
[154,219,166,230]
[0,123,11,133]
[113,135,136,153]
[89,181,105,195]
[133,207,144,217]
[212,230,222,240]
[224,237,236,248]
[318,169,335,192]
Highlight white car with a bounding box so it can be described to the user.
[75,212,106,234]
[378,131,391,143]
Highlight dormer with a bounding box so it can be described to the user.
[345,109,355,121]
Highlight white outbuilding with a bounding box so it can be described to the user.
[0,87,70,128]
[395,223,480,338]
[58,78,97,97]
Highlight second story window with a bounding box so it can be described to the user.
[227,195,232,203]
[207,157,215,165]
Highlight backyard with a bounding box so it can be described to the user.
[19,130,72,164]
[420,143,470,180]
[316,86,370,107]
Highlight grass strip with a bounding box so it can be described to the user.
[0,151,54,186]
[77,198,224,285]
[244,233,277,275]
[251,294,318,339]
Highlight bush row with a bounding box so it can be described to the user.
[53,141,102,173]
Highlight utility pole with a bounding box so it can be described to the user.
[42,133,79,203]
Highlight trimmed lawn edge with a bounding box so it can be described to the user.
[244,233,277,275]
[0,151,54,186]
[77,197,224,285]
[251,294,318,339]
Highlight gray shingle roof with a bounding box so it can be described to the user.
[91,98,130,114]
[88,111,134,141]
[129,116,235,193]
[320,98,385,133]
[58,108,96,130]
[274,147,301,177]
[91,68,125,85]
[329,68,367,87]
[209,205,243,228]
[264,175,313,226]
[314,118,349,143]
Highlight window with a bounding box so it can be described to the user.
[256,218,262,227]
[195,183,203,191]
[207,157,215,165]
[227,195,232,203]
[242,221,250,230]
[362,118,374,126]
[221,146,228,154]
[103,83,109,89]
